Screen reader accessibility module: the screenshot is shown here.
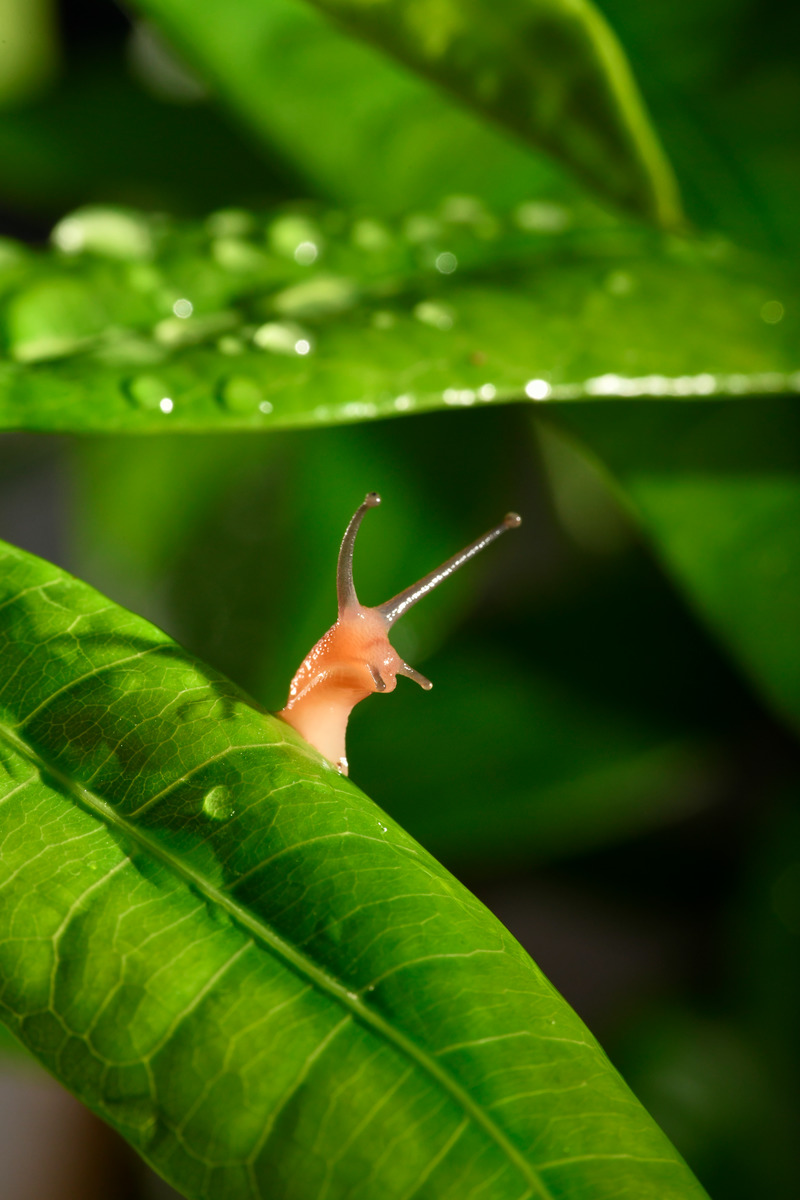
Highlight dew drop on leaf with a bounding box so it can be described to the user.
[273,277,358,319]
[413,300,455,330]
[253,321,313,355]
[219,375,268,414]
[202,785,235,821]
[124,374,174,410]
[51,207,155,260]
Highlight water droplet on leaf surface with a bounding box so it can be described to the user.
[413,301,454,330]
[203,785,235,820]
[272,277,357,319]
[51,207,155,260]
[268,214,323,259]
[253,321,313,355]
[125,374,174,410]
[219,376,268,414]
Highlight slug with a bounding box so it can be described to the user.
[278,493,521,774]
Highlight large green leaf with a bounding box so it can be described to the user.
[302,0,680,224]
[552,399,800,734]
[0,202,797,432]
[134,0,679,225]
[0,538,708,1199]
[131,0,556,215]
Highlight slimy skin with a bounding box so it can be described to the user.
[278,493,521,774]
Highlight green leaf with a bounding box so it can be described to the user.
[134,0,679,225]
[1,202,797,433]
[551,398,800,734]
[131,0,557,214]
[0,538,708,1199]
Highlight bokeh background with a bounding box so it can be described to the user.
[1,1,799,1197]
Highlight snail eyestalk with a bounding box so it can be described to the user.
[337,491,380,613]
[278,498,521,774]
[377,512,522,625]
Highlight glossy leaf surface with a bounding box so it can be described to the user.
[130,0,556,215]
[0,538,709,1199]
[0,203,797,433]
[135,0,679,225]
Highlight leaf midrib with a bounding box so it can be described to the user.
[0,717,551,1200]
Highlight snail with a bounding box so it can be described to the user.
[278,493,521,774]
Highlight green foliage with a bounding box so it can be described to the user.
[0,0,798,1197]
[0,202,796,432]
[0,540,708,1199]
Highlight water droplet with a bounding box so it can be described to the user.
[295,339,311,355]
[605,270,634,296]
[7,279,104,363]
[203,785,235,820]
[205,208,256,239]
[443,388,475,406]
[294,240,318,266]
[272,276,358,319]
[92,332,167,367]
[525,378,551,400]
[253,321,313,355]
[440,195,499,238]
[341,401,377,419]
[761,300,785,324]
[413,301,454,331]
[159,397,174,414]
[51,207,154,260]
[172,297,193,318]
[403,213,442,244]
[218,335,245,355]
[691,373,717,395]
[268,214,323,259]
[351,219,391,251]
[478,383,496,401]
[154,310,237,347]
[393,394,414,411]
[125,374,173,411]
[211,238,269,272]
[514,202,571,234]
[219,375,268,415]
[435,251,458,275]
[584,374,621,397]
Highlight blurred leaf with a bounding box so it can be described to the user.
[553,399,800,734]
[131,0,560,214]
[599,0,800,255]
[0,538,709,1199]
[0,0,59,108]
[135,0,679,225]
[611,1007,792,1200]
[0,202,797,433]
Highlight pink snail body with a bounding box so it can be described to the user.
[278,493,521,774]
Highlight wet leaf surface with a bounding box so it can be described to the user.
[0,202,797,433]
[0,538,709,1200]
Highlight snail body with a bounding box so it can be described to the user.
[278,493,520,774]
